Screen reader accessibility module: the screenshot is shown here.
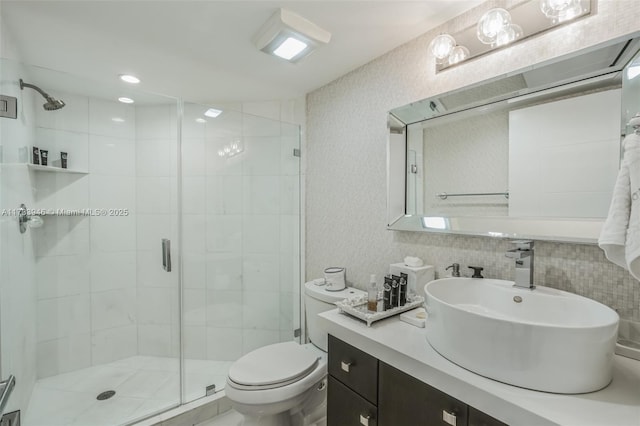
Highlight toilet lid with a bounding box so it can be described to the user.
[228,342,319,388]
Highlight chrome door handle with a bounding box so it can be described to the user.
[0,375,16,416]
[162,239,172,272]
[442,410,457,426]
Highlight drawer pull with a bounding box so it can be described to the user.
[442,410,457,426]
[341,361,352,372]
[359,414,370,426]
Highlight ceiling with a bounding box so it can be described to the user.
[1,1,482,104]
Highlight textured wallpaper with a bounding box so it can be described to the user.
[306,0,640,322]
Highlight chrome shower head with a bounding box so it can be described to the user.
[19,79,66,111]
[43,97,66,111]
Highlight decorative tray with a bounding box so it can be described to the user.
[335,293,425,327]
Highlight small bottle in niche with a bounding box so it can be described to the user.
[60,151,68,169]
[40,149,48,166]
[32,146,40,165]
[390,275,400,308]
[383,276,392,310]
[367,274,378,312]
[399,272,408,306]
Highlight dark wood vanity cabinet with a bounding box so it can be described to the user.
[378,362,468,426]
[328,335,508,426]
[328,335,379,425]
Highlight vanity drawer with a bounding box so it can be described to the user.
[328,375,377,426]
[328,335,378,404]
[378,362,468,426]
[469,406,508,426]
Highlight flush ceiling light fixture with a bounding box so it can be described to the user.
[428,0,591,72]
[253,8,331,63]
[118,97,134,104]
[204,108,222,118]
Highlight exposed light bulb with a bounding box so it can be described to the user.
[448,46,470,65]
[477,8,512,45]
[540,0,575,18]
[556,1,583,22]
[429,34,456,64]
[494,24,523,47]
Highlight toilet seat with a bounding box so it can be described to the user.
[228,342,320,391]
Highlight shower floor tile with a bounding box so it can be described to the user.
[24,356,232,426]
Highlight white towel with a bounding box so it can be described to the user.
[599,133,640,280]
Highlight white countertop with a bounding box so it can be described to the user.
[319,309,640,426]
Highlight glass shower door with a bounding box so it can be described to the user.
[180,102,301,403]
[0,60,182,426]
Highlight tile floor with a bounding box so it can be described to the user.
[23,356,232,426]
[196,409,243,426]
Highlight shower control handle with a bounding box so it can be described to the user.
[162,239,172,272]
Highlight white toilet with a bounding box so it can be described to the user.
[225,280,365,426]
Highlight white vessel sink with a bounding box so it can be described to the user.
[424,278,619,393]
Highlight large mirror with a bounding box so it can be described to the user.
[387,32,640,244]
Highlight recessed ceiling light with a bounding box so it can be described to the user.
[111,117,125,123]
[253,9,331,63]
[118,97,134,104]
[204,108,222,118]
[273,37,308,60]
[119,74,140,84]
[195,118,207,123]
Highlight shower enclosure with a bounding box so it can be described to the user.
[0,60,301,425]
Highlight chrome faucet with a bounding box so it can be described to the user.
[505,240,535,289]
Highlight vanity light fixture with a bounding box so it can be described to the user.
[429,0,591,72]
[429,34,456,64]
[540,0,584,22]
[477,8,512,45]
[119,74,140,84]
[118,97,134,104]
[204,108,222,118]
[448,45,470,65]
[253,8,331,63]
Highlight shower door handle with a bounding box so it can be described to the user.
[162,239,172,272]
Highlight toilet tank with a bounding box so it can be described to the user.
[304,280,366,351]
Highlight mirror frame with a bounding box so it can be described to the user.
[387,32,640,244]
